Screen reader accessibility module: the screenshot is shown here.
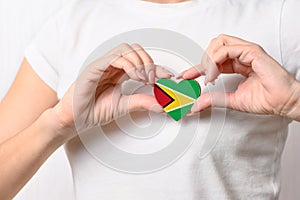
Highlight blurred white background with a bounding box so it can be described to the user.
[0,0,299,199]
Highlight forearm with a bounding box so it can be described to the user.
[0,109,70,200]
[282,80,300,122]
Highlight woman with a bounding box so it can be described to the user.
[0,0,300,199]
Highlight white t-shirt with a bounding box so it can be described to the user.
[25,0,300,199]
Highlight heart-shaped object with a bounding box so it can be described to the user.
[154,78,201,121]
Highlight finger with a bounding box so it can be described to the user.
[131,43,154,83]
[111,43,147,81]
[131,43,153,64]
[109,55,141,81]
[180,35,253,82]
[131,44,175,84]
[211,45,255,76]
[205,36,225,56]
[155,65,174,79]
[179,65,207,79]
[203,35,251,77]
[178,52,220,83]
[122,44,149,81]
[184,45,254,83]
[190,92,235,113]
[131,43,160,84]
[179,62,219,85]
[207,34,252,54]
[203,50,227,84]
[113,43,144,67]
[78,47,148,99]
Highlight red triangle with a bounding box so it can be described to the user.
[154,84,174,108]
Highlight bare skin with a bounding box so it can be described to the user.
[1,1,300,199]
[0,43,173,200]
[180,34,300,121]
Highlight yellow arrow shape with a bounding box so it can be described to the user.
[156,83,196,112]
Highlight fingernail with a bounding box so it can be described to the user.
[204,77,208,85]
[178,70,187,79]
[187,112,193,117]
[191,105,197,113]
[168,73,174,78]
[177,73,183,79]
[165,70,174,77]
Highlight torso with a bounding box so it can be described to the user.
[54,0,291,199]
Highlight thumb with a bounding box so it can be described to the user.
[122,94,164,113]
[191,92,235,113]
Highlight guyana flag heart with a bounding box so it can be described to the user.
[154,78,201,121]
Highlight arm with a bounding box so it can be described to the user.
[0,109,67,200]
[0,44,171,199]
[0,59,63,200]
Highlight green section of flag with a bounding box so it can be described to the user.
[155,78,201,121]
[157,78,201,99]
[167,104,193,121]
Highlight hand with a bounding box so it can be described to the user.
[180,34,300,120]
[52,43,173,139]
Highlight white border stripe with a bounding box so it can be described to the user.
[164,101,195,113]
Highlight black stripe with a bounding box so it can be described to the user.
[155,84,175,108]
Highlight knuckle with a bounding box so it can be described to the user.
[253,44,264,52]
[246,44,264,58]
[119,43,131,49]
[217,34,228,44]
[118,43,132,55]
[218,33,226,38]
[217,34,226,40]
[131,43,143,49]
[211,37,218,44]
